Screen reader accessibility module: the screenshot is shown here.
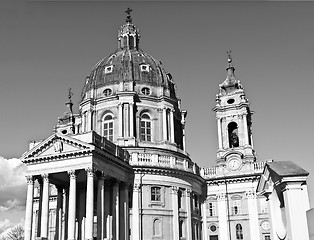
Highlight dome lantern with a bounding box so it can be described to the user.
[117,8,140,50]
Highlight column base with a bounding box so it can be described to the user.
[36,238,47,240]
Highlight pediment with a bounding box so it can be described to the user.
[21,133,94,163]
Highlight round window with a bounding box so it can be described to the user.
[210,225,217,232]
[141,87,150,95]
[103,89,112,97]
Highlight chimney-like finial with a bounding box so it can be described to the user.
[125,8,132,23]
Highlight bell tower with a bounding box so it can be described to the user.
[213,50,256,167]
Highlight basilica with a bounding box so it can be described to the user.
[20,10,311,240]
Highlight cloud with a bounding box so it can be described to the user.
[0,157,27,234]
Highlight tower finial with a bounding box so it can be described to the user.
[226,49,233,68]
[66,88,74,114]
[125,8,132,23]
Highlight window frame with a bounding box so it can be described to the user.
[140,113,152,142]
[102,113,114,142]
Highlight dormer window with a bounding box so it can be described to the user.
[104,65,113,74]
[140,64,150,72]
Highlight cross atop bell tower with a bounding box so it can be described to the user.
[213,51,256,167]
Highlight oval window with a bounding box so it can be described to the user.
[141,87,150,95]
[227,98,235,104]
[103,89,112,97]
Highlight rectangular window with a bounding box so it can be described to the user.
[260,198,268,213]
[231,200,241,215]
[151,186,161,201]
[207,202,216,216]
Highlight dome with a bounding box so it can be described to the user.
[81,14,177,101]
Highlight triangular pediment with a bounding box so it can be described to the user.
[21,133,95,163]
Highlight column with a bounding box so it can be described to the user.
[170,109,175,143]
[112,181,120,240]
[217,117,222,149]
[123,184,130,240]
[217,193,229,240]
[67,171,76,240]
[104,182,111,239]
[25,176,34,240]
[129,103,134,138]
[162,108,167,141]
[283,183,310,240]
[118,103,123,138]
[186,189,192,240]
[55,187,63,240]
[171,187,179,240]
[132,184,140,240]
[61,189,68,240]
[40,174,50,240]
[97,173,105,240]
[201,199,208,240]
[124,104,129,137]
[243,114,249,145]
[85,168,94,240]
[246,191,260,240]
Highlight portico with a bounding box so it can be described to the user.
[22,132,134,240]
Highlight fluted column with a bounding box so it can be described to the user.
[118,103,123,137]
[112,181,120,240]
[217,117,222,149]
[170,109,175,143]
[97,173,105,240]
[104,182,111,239]
[123,184,130,240]
[171,186,179,240]
[217,193,229,240]
[40,174,50,239]
[67,171,76,240]
[201,199,208,240]
[186,189,192,240]
[162,108,167,141]
[243,114,249,145]
[24,176,34,240]
[246,191,260,240]
[85,168,95,240]
[55,186,63,240]
[129,103,134,138]
[132,183,140,240]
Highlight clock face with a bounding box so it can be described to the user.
[228,158,242,171]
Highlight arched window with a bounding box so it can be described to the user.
[140,113,152,141]
[236,224,243,240]
[153,218,161,236]
[228,122,239,148]
[129,35,134,49]
[103,114,114,141]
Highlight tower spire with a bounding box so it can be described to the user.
[226,49,235,79]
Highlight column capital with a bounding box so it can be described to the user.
[245,190,256,199]
[68,170,77,179]
[171,186,179,194]
[186,188,192,197]
[85,167,95,177]
[26,175,34,185]
[216,193,226,201]
[133,183,141,192]
[41,173,49,182]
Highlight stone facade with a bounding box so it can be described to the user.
[21,10,310,240]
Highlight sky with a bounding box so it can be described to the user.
[1,0,314,233]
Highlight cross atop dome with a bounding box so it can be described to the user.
[125,8,132,23]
